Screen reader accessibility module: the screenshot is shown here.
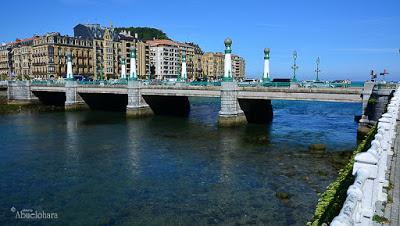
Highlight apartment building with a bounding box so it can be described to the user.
[232,55,245,80]
[201,52,224,80]
[136,41,150,77]
[185,42,204,79]
[0,44,13,78]
[12,38,33,79]
[119,31,151,78]
[146,39,204,80]
[75,24,120,79]
[74,24,153,79]
[201,52,245,80]
[147,39,180,79]
[30,32,93,79]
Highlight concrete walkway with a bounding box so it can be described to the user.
[383,124,400,226]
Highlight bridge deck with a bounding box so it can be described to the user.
[29,84,363,103]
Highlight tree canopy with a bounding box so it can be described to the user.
[115,27,169,41]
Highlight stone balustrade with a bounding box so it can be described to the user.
[331,87,400,226]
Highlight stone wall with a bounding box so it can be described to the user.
[366,89,393,122]
[7,81,36,101]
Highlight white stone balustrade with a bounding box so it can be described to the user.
[331,87,400,226]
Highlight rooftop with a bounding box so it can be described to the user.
[146,39,178,47]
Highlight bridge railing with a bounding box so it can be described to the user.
[376,83,398,90]
[331,86,400,226]
[140,80,222,87]
[77,80,128,87]
[188,81,222,86]
[31,80,66,86]
[262,82,291,87]
[24,79,368,90]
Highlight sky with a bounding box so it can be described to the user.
[0,0,399,81]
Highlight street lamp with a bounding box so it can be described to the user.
[99,64,104,81]
[291,50,298,82]
[315,57,321,82]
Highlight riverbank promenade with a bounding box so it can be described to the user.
[329,86,399,226]
[383,124,400,226]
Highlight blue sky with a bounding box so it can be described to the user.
[1,0,399,81]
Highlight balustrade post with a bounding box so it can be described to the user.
[352,152,379,224]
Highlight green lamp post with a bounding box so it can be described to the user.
[99,64,104,81]
[177,62,181,82]
[291,50,298,82]
[315,57,321,82]
[129,46,137,80]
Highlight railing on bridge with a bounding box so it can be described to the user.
[31,80,65,86]
[188,81,222,86]
[330,86,400,226]
[77,80,128,86]
[376,83,398,90]
[140,80,222,87]
[24,79,375,90]
[262,82,291,87]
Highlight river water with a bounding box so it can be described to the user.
[0,98,360,225]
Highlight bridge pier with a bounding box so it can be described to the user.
[126,80,153,118]
[218,81,247,127]
[65,80,85,110]
[7,80,37,102]
[359,82,394,138]
[359,81,375,126]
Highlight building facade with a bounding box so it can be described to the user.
[0,44,13,78]
[184,42,203,79]
[232,55,245,80]
[201,52,224,80]
[0,24,244,81]
[147,39,180,79]
[74,24,153,79]
[146,39,204,80]
[201,52,245,80]
[136,41,150,78]
[31,32,93,79]
[12,38,33,79]
[119,32,150,78]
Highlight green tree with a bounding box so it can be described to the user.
[115,27,169,41]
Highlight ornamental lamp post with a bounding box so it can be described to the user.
[129,46,137,80]
[120,55,126,80]
[177,62,181,82]
[315,57,321,82]
[99,64,104,81]
[66,49,73,80]
[262,48,271,83]
[291,50,298,82]
[223,38,233,82]
[181,51,187,82]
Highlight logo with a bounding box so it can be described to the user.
[11,207,58,220]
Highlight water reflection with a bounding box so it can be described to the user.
[64,113,80,172]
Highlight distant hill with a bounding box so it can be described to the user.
[115,27,169,41]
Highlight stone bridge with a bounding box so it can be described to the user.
[5,80,394,127]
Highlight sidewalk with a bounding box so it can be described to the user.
[383,124,400,226]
